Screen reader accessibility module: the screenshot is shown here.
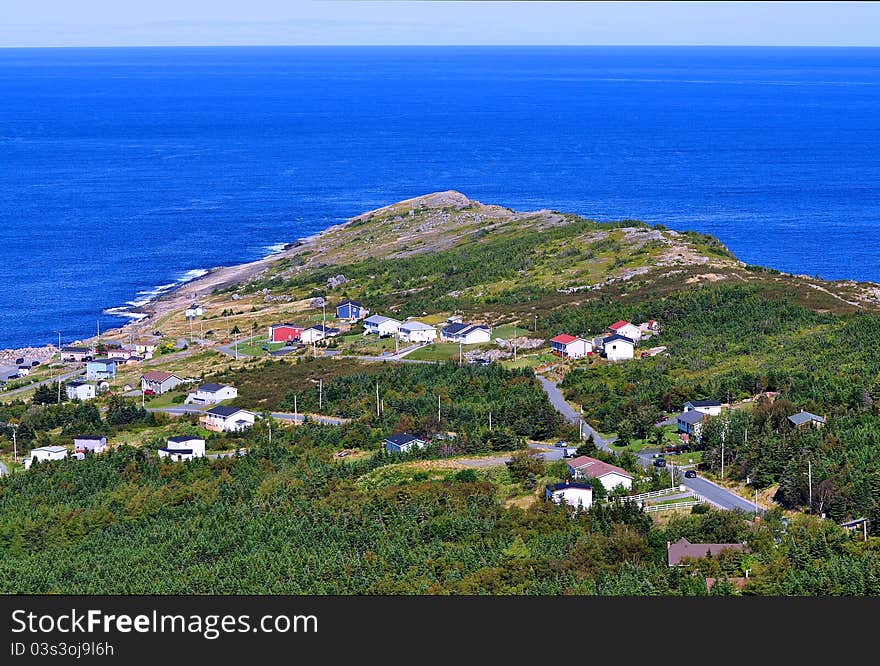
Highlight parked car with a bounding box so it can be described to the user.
[684,470,697,478]
[31,360,40,366]
[143,389,155,396]
[554,440,568,448]
[14,357,23,365]
[662,445,678,454]
[653,457,667,467]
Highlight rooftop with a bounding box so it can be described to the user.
[667,537,748,566]
[567,455,632,479]
[550,334,578,344]
[788,411,826,426]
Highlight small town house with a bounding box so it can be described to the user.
[201,406,256,433]
[336,299,368,322]
[545,481,593,511]
[23,445,68,470]
[566,455,633,492]
[86,358,117,380]
[73,435,107,454]
[602,334,635,361]
[787,410,826,429]
[300,325,340,344]
[140,371,184,395]
[684,400,722,416]
[158,435,206,462]
[363,315,402,337]
[607,320,642,342]
[185,383,238,405]
[397,321,437,344]
[268,323,304,343]
[550,334,592,359]
[384,433,428,454]
[66,380,96,401]
[440,322,491,345]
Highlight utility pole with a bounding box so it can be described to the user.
[721,430,725,480]
[233,333,238,360]
[459,341,462,366]
[513,324,518,361]
[294,394,298,422]
[225,312,230,339]
[189,316,194,343]
[268,421,272,446]
[319,379,323,410]
[437,394,441,425]
[808,460,813,513]
[488,410,492,431]
[375,383,380,418]
[321,301,326,331]
[534,315,537,332]
[11,425,17,463]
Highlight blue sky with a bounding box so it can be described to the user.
[2,1,879,48]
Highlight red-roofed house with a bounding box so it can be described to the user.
[567,455,633,491]
[550,334,592,359]
[667,537,749,567]
[607,320,642,341]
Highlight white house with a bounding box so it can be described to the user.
[608,320,642,342]
[683,400,722,416]
[300,325,340,344]
[550,334,592,359]
[201,406,256,433]
[545,481,593,511]
[363,315,402,337]
[158,435,206,462]
[440,322,491,345]
[184,303,204,318]
[23,445,68,469]
[66,380,96,401]
[73,435,106,454]
[384,433,428,454]
[398,321,437,343]
[185,383,238,405]
[603,334,635,361]
[566,456,633,492]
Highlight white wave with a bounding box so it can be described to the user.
[264,243,288,254]
[103,307,148,321]
[177,268,210,283]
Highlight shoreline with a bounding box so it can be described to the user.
[4,194,880,360]
[0,217,352,360]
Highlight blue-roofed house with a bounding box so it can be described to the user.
[336,299,368,322]
[545,481,593,511]
[787,410,826,430]
[384,433,428,454]
[677,410,707,442]
[86,358,116,380]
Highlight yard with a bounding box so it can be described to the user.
[612,424,679,453]
[406,342,473,362]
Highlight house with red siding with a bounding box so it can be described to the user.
[268,323,304,344]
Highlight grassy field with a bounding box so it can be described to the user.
[614,424,680,452]
[406,342,471,362]
[499,352,555,370]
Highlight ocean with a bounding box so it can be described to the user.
[1,46,879,349]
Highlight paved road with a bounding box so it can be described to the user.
[1,368,85,399]
[536,376,616,450]
[536,374,761,513]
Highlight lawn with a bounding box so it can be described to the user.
[612,424,679,453]
[230,335,286,357]
[406,343,470,362]
[499,352,555,370]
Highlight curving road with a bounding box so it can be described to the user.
[536,374,761,513]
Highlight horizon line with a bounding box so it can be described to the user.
[3,43,880,50]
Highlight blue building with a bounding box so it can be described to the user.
[86,358,116,380]
[336,299,368,321]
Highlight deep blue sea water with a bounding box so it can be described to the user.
[1,46,879,349]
